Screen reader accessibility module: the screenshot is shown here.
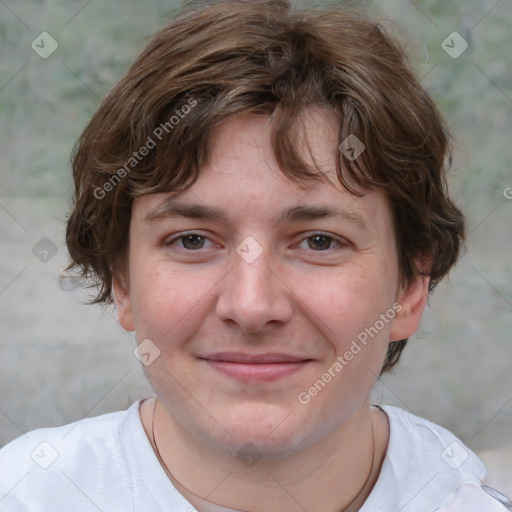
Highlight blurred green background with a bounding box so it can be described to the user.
[0,0,511,482]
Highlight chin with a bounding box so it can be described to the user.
[205,403,320,458]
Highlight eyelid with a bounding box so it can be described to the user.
[164,231,218,249]
[295,231,348,251]
[164,231,349,252]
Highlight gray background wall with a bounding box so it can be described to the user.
[0,0,511,488]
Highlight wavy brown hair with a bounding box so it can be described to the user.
[66,0,465,373]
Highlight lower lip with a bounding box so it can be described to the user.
[203,360,310,382]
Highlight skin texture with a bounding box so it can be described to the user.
[114,110,429,512]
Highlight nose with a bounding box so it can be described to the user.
[215,238,294,333]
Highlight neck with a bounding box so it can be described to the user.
[141,398,388,512]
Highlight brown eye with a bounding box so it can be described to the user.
[307,234,334,251]
[180,234,206,250]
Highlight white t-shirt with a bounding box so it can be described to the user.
[0,402,510,512]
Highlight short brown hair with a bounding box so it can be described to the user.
[66,0,465,372]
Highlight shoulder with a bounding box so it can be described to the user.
[383,405,480,458]
[0,403,140,511]
[432,483,512,511]
[381,405,485,474]
[0,404,132,472]
[361,405,511,512]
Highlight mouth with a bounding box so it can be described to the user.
[198,352,314,382]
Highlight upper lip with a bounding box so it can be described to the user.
[199,352,312,364]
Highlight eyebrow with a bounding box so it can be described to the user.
[145,200,370,231]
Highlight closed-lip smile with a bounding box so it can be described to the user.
[198,352,313,382]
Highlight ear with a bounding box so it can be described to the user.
[112,273,135,332]
[389,272,430,342]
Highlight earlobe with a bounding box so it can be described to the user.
[112,274,135,332]
[389,273,430,342]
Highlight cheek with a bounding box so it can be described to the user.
[300,265,397,346]
[129,262,218,347]
[294,271,394,423]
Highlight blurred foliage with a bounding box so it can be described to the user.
[0,0,510,206]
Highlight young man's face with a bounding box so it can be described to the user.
[114,110,427,456]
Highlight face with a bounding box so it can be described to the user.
[114,110,428,456]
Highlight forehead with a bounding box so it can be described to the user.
[133,111,393,237]
[207,108,340,177]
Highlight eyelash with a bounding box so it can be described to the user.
[164,231,346,253]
